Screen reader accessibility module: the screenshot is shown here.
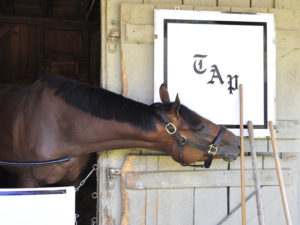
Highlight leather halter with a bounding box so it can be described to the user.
[160,112,226,168]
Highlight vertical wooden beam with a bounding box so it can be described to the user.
[239,84,246,225]
[41,0,48,17]
[248,121,265,225]
[100,0,107,88]
[269,121,292,225]
[121,49,128,97]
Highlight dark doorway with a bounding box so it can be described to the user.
[0,1,100,224]
[0,0,100,85]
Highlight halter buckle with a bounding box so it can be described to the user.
[208,144,218,156]
[165,123,177,135]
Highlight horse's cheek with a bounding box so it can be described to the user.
[183,148,206,164]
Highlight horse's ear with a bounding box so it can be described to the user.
[171,94,181,117]
[159,83,170,103]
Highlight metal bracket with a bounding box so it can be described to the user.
[106,168,121,189]
[107,30,120,54]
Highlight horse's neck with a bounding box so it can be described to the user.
[58,106,166,156]
[37,84,169,156]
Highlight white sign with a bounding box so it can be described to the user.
[0,187,75,225]
[154,10,276,137]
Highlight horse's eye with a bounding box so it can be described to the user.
[196,124,205,132]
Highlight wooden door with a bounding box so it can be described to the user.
[99,152,297,225]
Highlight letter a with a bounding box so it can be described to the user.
[207,65,224,85]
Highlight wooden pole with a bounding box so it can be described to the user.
[247,121,265,225]
[239,84,246,225]
[269,121,292,225]
[121,48,128,97]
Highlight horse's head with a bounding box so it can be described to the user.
[154,84,240,167]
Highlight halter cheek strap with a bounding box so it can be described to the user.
[161,112,227,168]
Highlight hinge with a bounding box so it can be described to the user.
[107,30,120,54]
[106,168,121,189]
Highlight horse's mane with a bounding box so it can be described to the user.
[40,74,157,131]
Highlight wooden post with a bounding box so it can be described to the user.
[269,121,292,225]
[239,84,246,225]
[247,121,265,225]
[121,48,128,97]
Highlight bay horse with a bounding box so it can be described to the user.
[0,74,240,188]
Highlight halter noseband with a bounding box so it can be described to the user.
[160,112,226,168]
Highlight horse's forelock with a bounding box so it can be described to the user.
[151,102,203,129]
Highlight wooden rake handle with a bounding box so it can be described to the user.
[269,121,292,225]
[248,121,265,225]
[239,84,246,225]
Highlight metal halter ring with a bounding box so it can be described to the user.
[165,123,177,135]
[179,135,187,145]
[208,144,218,155]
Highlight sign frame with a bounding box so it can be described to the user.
[154,10,276,137]
[0,187,75,225]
